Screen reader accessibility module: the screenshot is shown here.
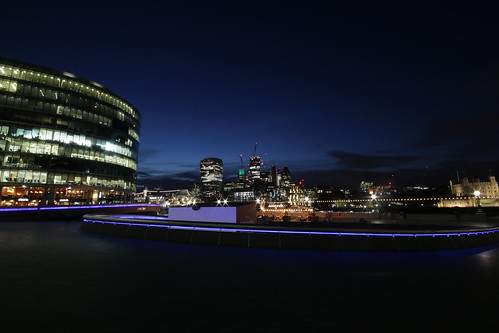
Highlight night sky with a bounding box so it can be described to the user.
[2,1,498,189]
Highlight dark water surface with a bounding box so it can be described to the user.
[1,221,499,332]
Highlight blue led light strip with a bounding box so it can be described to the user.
[40,204,158,210]
[0,207,39,212]
[0,204,159,213]
[82,218,499,238]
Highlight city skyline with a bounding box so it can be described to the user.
[2,2,498,189]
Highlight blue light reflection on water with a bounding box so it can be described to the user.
[1,221,499,332]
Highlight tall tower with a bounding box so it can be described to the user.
[271,165,280,187]
[281,167,292,187]
[248,156,261,185]
[200,158,223,198]
[237,154,246,184]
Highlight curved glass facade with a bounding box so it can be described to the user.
[200,158,223,198]
[0,57,140,206]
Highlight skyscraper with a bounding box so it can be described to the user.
[200,157,223,198]
[237,154,246,184]
[248,156,261,185]
[271,165,280,187]
[281,167,292,187]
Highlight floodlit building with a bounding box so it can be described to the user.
[200,157,223,198]
[450,176,499,198]
[0,57,140,206]
[438,176,499,208]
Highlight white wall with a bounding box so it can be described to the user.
[169,206,238,223]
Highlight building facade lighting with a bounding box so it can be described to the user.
[0,57,141,206]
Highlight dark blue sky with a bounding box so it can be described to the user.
[2,1,499,189]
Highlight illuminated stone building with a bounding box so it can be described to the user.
[200,157,223,198]
[0,58,140,206]
[450,176,499,198]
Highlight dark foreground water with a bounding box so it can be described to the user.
[1,221,499,332]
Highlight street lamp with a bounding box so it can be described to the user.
[371,194,379,213]
[474,190,482,212]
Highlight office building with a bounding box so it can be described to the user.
[0,57,140,206]
[248,155,261,185]
[200,157,223,198]
[281,166,292,187]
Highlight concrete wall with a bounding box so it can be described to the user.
[81,218,499,251]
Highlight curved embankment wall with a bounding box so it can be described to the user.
[81,214,499,251]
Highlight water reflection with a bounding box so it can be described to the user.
[1,221,499,332]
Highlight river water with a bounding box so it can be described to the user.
[1,221,498,332]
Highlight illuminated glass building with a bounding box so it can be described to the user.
[0,57,140,206]
[200,157,223,198]
[237,153,246,184]
[281,166,292,187]
[248,156,261,185]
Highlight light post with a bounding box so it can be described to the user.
[371,194,378,213]
[474,190,482,212]
[304,196,314,221]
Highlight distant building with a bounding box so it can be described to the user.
[369,185,393,196]
[133,188,193,205]
[228,189,256,202]
[287,184,306,206]
[220,155,309,209]
[260,171,270,184]
[360,181,373,193]
[270,165,280,187]
[437,175,499,208]
[280,166,292,187]
[248,156,261,184]
[237,168,246,184]
[450,176,499,198]
[200,157,223,198]
[223,181,245,192]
